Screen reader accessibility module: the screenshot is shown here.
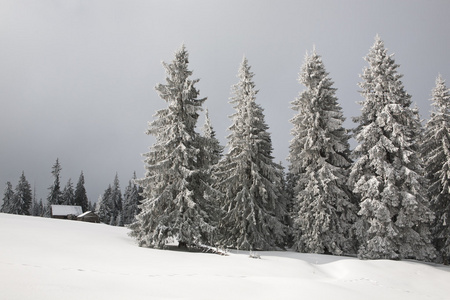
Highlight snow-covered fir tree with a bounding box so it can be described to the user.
[215,57,286,250]
[122,172,142,225]
[288,49,356,255]
[1,181,15,213]
[46,159,63,216]
[109,173,123,226]
[96,185,111,224]
[201,108,224,167]
[349,36,435,260]
[31,186,42,217]
[115,211,124,227]
[278,161,293,244]
[88,201,95,212]
[284,169,297,223]
[129,45,215,248]
[11,172,32,215]
[198,108,224,241]
[422,75,450,263]
[31,198,44,217]
[62,178,74,205]
[74,172,88,212]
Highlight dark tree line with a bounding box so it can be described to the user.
[95,172,143,226]
[1,172,32,216]
[2,159,92,217]
[1,159,144,226]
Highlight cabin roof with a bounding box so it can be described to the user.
[51,205,83,216]
[77,211,95,218]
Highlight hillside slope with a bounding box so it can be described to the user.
[1,213,449,300]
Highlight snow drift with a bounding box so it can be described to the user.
[1,213,449,300]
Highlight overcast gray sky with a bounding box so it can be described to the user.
[1,0,449,204]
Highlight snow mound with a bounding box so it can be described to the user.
[1,213,449,300]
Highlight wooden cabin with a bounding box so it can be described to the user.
[51,205,83,220]
[77,211,100,223]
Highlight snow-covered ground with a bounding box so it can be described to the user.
[1,213,449,300]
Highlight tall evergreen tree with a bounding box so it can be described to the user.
[96,185,112,224]
[74,172,89,212]
[285,168,297,225]
[422,75,450,263]
[198,108,224,241]
[31,186,39,216]
[88,201,95,212]
[215,57,286,250]
[12,172,32,215]
[123,172,142,225]
[129,45,215,248]
[62,178,75,205]
[46,159,63,216]
[349,36,435,260]
[32,198,44,217]
[110,173,123,226]
[1,181,15,213]
[201,108,224,167]
[288,49,356,255]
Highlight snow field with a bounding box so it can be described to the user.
[1,213,450,300]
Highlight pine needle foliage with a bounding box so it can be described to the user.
[350,36,435,260]
[288,49,356,255]
[216,57,286,251]
[422,75,450,263]
[129,45,215,248]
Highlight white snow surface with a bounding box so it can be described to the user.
[50,205,83,216]
[77,210,93,218]
[1,213,450,300]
